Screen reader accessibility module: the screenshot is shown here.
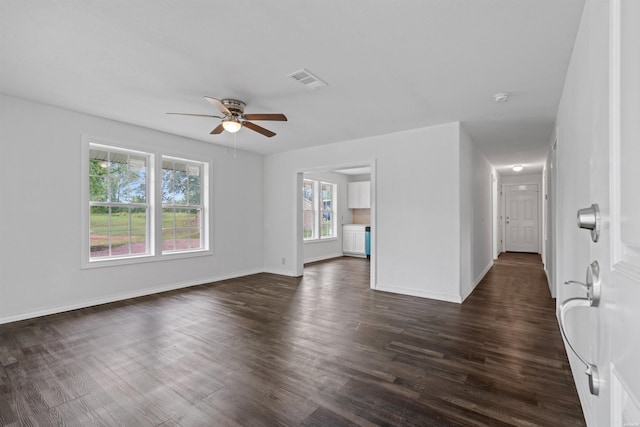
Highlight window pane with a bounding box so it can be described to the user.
[162,229,176,251]
[175,228,189,249]
[187,209,200,227]
[131,207,147,232]
[162,168,174,204]
[89,149,109,174]
[188,229,202,249]
[110,229,130,256]
[110,207,129,230]
[110,177,129,203]
[174,208,190,228]
[90,206,109,229]
[162,208,175,229]
[173,162,188,204]
[90,229,109,258]
[188,185,201,205]
[303,210,314,239]
[129,154,147,203]
[130,228,147,254]
[303,181,313,205]
[188,171,201,187]
[321,211,333,237]
[89,176,108,202]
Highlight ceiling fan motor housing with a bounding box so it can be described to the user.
[222,99,246,116]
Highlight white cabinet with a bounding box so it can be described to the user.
[347,181,371,209]
[343,224,367,257]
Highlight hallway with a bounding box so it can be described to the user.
[0,255,585,426]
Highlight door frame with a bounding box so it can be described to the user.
[503,183,541,253]
[491,171,500,259]
[294,159,377,289]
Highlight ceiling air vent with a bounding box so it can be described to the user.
[288,68,328,90]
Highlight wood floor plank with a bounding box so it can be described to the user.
[0,253,585,426]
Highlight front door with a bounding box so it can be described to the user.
[567,0,640,424]
[505,184,539,253]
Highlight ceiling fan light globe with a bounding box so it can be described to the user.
[222,119,242,133]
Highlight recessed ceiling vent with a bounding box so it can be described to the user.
[288,68,328,90]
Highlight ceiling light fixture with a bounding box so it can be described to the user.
[494,92,510,102]
[222,117,242,133]
[512,164,524,172]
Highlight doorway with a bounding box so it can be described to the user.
[295,160,377,290]
[504,184,539,253]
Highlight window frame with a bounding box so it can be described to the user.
[302,178,337,242]
[81,136,212,269]
[319,181,337,239]
[161,155,206,255]
[303,179,318,240]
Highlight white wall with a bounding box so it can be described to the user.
[349,174,371,183]
[459,125,494,300]
[302,171,351,263]
[0,94,265,323]
[263,122,492,303]
[544,135,558,298]
[0,97,496,320]
[264,122,462,301]
[500,172,542,187]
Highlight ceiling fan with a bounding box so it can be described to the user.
[167,97,287,137]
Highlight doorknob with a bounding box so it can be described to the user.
[561,260,603,396]
[564,261,601,307]
[576,204,600,242]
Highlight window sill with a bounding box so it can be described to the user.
[82,248,213,269]
[304,237,339,244]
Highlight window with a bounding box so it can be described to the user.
[303,179,337,241]
[84,139,210,266]
[320,182,336,238]
[303,180,317,239]
[162,157,204,253]
[89,145,150,259]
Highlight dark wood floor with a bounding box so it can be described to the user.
[0,253,585,426]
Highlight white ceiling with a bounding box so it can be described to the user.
[0,1,584,176]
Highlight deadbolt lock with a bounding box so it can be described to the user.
[576,204,600,242]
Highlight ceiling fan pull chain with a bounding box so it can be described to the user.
[234,132,237,158]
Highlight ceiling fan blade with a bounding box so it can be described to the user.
[210,124,224,134]
[243,113,288,121]
[204,97,231,115]
[243,121,276,137]
[167,112,224,119]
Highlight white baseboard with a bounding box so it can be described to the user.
[374,283,462,304]
[0,268,263,325]
[342,253,368,258]
[544,268,556,298]
[304,252,344,264]
[262,266,300,277]
[564,343,593,425]
[460,260,494,302]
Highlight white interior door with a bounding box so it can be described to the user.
[505,184,539,253]
[601,0,640,423]
[564,1,640,425]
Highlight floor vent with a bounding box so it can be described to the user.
[288,68,328,90]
